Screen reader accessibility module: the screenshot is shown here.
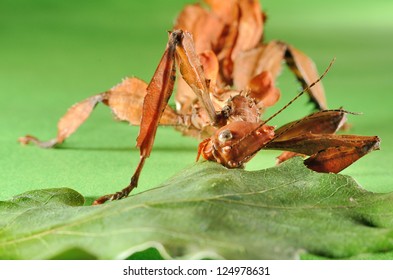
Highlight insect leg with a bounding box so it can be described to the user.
[175,31,219,125]
[93,31,182,204]
[304,139,380,173]
[92,156,146,205]
[266,130,380,173]
[19,94,104,148]
[18,77,159,148]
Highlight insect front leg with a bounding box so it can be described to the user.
[174,31,220,125]
[93,30,218,204]
[265,110,380,173]
[304,139,380,173]
[271,109,347,163]
[93,31,180,205]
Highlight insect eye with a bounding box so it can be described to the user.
[218,130,233,143]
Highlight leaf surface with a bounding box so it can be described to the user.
[1,158,393,260]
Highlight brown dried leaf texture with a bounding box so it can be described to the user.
[19,0,329,149]
[18,77,179,148]
[18,94,104,148]
[175,0,263,98]
[56,94,104,143]
[104,77,178,126]
[233,41,286,91]
[102,77,146,125]
[18,1,381,205]
[175,0,327,121]
[264,110,380,173]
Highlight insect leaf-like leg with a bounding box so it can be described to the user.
[18,77,161,148]
[273,109,347,141]
[18,94,104,148]
[92,155,146,205]
[265,110,380,173]
[93,30,219,204]
[175,31,218,125]
[304,139,380,173]
[93,31,182,205]
[271,133,380,173]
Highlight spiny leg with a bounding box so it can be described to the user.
[92,32,179,205]
[93,30,218,204]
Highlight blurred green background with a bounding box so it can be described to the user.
[1,0,392,203]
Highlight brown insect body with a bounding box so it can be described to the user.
[18,1,380,205]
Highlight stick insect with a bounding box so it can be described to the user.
[19,1,380,204]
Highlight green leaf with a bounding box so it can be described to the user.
[1,158,393,260]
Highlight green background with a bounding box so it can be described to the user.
[1,0,392,203]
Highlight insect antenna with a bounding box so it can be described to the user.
[231,58,336,153]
